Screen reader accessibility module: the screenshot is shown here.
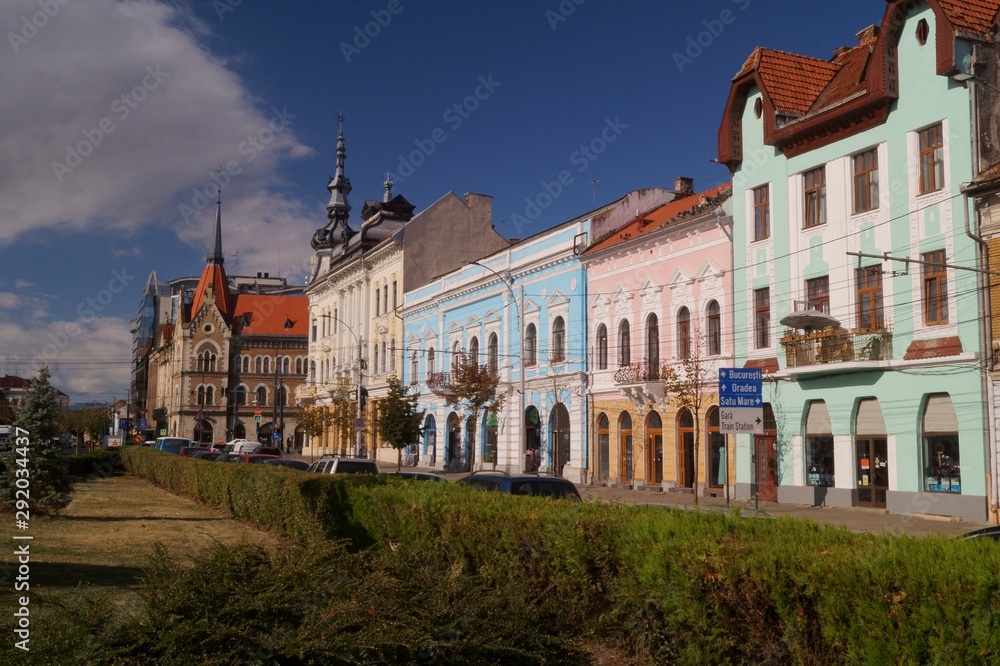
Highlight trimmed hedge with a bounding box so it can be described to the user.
[67,447,124,479]
[121,447,1000,664]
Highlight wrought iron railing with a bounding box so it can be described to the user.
[426,372,451,389]
[781,327,893,368]
[613,361,661,384]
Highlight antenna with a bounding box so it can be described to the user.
[591,179,600,205]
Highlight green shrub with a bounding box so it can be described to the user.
[119,447,1000,664]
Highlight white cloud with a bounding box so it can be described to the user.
[0,293,20,309]
[0,317,132,401]
[13,280,34,289]
[0,0,314,243]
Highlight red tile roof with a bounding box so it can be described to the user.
[188,263,232,322]
[938,0,1000,34]
[232,294,309,336]
[585,182,732,254]
[738,47,839,116]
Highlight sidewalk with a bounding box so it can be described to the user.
[291,454,990,538]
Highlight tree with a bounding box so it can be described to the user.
[377,377,425,471]
[661,335,713,506]
[447,352,504,472]
[315,386,356,455]
[298,405,326,440]
[1,366,71,513]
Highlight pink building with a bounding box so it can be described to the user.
[582,180,735,497]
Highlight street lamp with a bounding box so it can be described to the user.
[319,313,366,458]
[466,260,524,472]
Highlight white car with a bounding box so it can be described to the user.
[225,439,262,454]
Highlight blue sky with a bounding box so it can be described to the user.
[0,0,884,402]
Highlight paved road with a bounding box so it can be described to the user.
[292,455,991,538]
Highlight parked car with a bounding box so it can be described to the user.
[219,453,281,464]
[189,449,223,461]
[258,458,309,471]
[255,446,283,457]
[383,471,447,482]
[178,446,212,457]
[457,471,582,500]
[154,437,194,454]
[306,457,380,475]
[963,526,1000,541]
[225,439,262,454]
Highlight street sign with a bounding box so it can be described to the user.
[137,418,147,431]
[254,408,262,416]
[355,418,364,428]
[253,414,262,423]
[719,368,763,433]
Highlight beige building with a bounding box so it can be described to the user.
[148,196,309,447]
[302,122,507,463]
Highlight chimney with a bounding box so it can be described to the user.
[464,193,493,224]
[674,177,694,197]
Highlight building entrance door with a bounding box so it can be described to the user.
[754,435,777,502]
[856,438,888,507]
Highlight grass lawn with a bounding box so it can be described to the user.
[19,475,285,612]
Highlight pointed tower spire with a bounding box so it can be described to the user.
[210,185,224,265]
[326,113,352,223]
[383,172,394,202]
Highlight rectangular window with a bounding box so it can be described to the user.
[803,167,826,228]
[919,124,944,194]
[754,288,770,349]
[852,148,879,213]
[922,250,948,325]
[806,276,830,314]
[806,436,835,487]
[856,266,884,330]
[752,185,770,241]
[924,434,961,493]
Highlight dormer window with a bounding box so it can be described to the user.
[916,19,929,46]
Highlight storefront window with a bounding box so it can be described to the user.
[806,436,835,486]
[924,434,960,493]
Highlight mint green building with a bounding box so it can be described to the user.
[717,0,1000,522]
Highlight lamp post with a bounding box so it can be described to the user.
[466,260,524,472]
[320,313,365,458]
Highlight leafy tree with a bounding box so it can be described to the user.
[314,386,357,455]
[298,405,326,440]
[377,376,425,471]
[447,352,504,472]
[1,366,71,513]
[661,335,713,506]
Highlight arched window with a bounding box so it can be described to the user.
[618,320,631,366]
[197,386,205,405]
[551,317,565,362]
[278,387,287,407]
[296,358,303,374]
[707,301,721,356]
[452,340,461,364]
[410,352,418,385]
[525,324,537,366]
[263,357,270,374]
[283,357,290,374]
[427,348,436,377]
[255,386,267,407]
[390,339,396,373]
[677,307,691,359]
[392,280,398,311]
[469,336,480,363]
[205,386,214,405]
[487,333,498,374]
[384,285,389,315]
[255,357,262,374]
[373,345,379,376]
[242,356,250,373]
[381,341,387,373]
[646,313,659,369]
[210,353,217,372]
[596,324,608,370]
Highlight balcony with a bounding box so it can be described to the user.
[613,361,665,407]
[426,371,454,398]
[781,327,893,368]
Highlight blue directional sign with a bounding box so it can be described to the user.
[718,368,763,433]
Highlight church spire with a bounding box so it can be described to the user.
[210,185,224,265]
[326,113,352,224]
